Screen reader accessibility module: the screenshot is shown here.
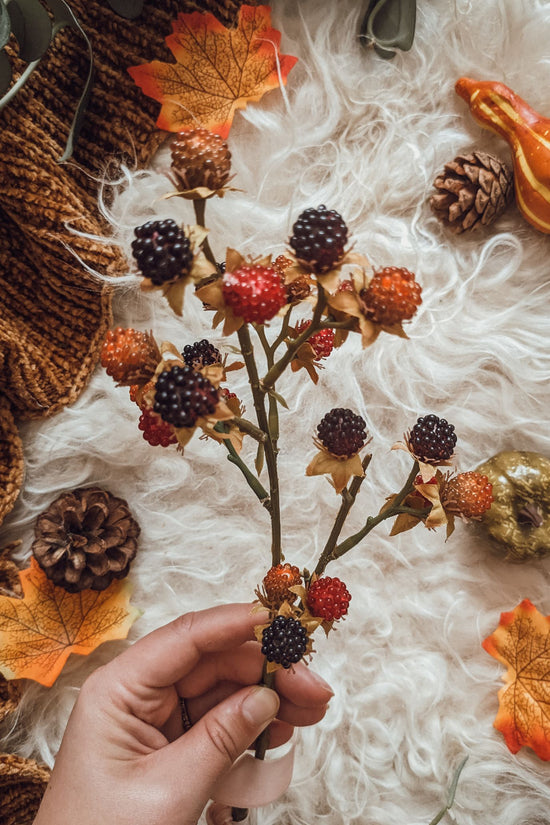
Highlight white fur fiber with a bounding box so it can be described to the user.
[3,0,550,822]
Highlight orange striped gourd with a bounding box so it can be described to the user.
[455,78,550,234]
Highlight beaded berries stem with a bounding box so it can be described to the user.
[316,462,425,574]
[237,324,282,566]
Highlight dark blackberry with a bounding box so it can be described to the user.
[317,408,367,457]
[289,205,348,273]
[216,261,226,275]
[182,339,222,369]
[261,615,308,669]
[153,365,218,428]
[131,219,193,286]
[408,414,457,462]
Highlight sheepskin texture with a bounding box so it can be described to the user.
[2,0,550,822]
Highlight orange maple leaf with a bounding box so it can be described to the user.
[483,599,550,760]
[128,4,298,137]
[0,559,140,687]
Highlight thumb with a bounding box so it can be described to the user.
[162,686,280,804]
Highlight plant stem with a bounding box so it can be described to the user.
[231,666,276,822]
[262,286,326,392]
[215,423,271,509]
[192,198,217,268]
[270,307,293,356]
[237,325,282,566]
[233,417,267,443]
[314,454,372,577]
[320,461,421,570]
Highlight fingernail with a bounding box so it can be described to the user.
[242,686,280,726]
[309,670,335,697]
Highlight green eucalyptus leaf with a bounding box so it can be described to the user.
[0,4,12,50]
[0,50,12,96]
[7,0,52,62]
[47,0,94,162]
[106,0,144,19]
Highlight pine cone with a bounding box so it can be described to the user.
[430,151,514,233]
[31,487,140,593]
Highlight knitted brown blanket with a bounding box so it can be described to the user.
[0,0,252,529]
[0,2,251,820]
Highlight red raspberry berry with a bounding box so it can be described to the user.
[443,472,493,518]
[129,385,139,404]
[295,320,335,359]
[361,266,422,326]
[138,408,177,447]
[101,328,160,385]
[222,264,287,324]
[263,563,302,605]
[307,577,351,621]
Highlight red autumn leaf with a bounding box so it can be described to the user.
[0,559,139,687]
[483,598,550,760]
[128,4,298,137]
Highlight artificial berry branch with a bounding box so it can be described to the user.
[99,128,498,820]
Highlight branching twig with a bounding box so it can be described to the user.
[320,461,421,569]
[193,198,217,267]
[237,325,282,565]
[262,286,326,391]
[214,424,270,509]
[314,454,373,576]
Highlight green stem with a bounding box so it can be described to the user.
[314,454,372,577]
[428,756,468,825]
[252,324,281,452]
[193,199,217,268]
[215,424,270,509]
[237,325,282,566]
[233,417,267,443]
[322,461,420,570]
[270,307,293,356]
[262,286,326,392]
[231,665,276,822]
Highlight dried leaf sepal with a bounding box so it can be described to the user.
[306,442,366,494]
[326,266,410,348]
[391,441,455,480]
[140,224,216,316]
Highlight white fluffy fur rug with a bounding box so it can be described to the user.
[3,0,550,822]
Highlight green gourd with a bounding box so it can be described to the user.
[476,450,550,562]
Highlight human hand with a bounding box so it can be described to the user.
[34,603,333,825]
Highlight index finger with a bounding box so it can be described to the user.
[109,603,268,688]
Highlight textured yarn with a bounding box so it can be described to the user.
[0,0,252,527]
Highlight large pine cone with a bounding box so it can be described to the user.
[430,151,514,233]
[31,487,140,592]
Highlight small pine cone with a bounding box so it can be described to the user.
[170,128,231,191]
[32,488,140,592]
[430,151,513,234]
